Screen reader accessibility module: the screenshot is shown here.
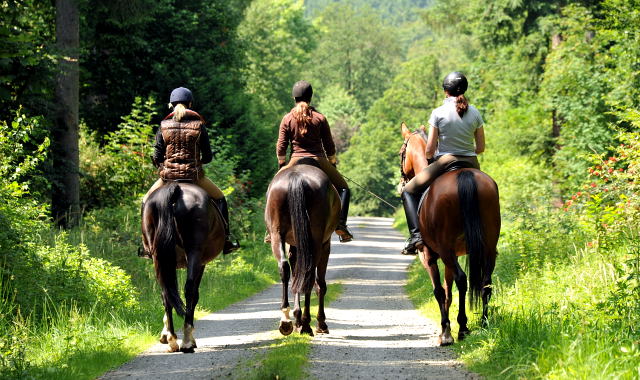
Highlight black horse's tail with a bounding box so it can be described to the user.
[288,172,315,294]
[457,170,485,309]
[152,182,186,317]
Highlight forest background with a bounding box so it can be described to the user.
[1,0,639,378]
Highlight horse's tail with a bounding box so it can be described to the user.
[152,182,185,317]
[457,170,485,309]
[288,172,315,294]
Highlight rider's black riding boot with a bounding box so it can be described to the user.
[214,197,240,255]
[335,188,354,243]
[401,191,423,255]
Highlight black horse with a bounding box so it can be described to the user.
[141,182,225,353]
[265,158,340,335]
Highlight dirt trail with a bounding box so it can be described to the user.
[101,217,476,379]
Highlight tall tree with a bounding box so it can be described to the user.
[52,0,80,225]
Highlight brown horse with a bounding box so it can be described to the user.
[400,122,501,346]
[141,182,225,353]
[265,158,340,336]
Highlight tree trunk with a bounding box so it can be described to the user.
[52,0,80,226]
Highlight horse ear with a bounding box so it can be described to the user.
[401,122,411,139]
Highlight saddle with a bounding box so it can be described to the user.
[418,160,477,211]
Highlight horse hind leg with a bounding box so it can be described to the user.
[277,236,293,336]
[423,248,453,346]
[297,291,314,336]
[454,261,470,340]
[315,240,330,334]
[181,257,205,353]
[160,307,179,352]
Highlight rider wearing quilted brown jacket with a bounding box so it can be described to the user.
[142,87,239,255]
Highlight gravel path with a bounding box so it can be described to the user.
[100,217,477,379]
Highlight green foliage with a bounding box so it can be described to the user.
[0,1,55,113]
[306,3,403,111]
[6,232,138,316]
[238,0,315,120]
[316,85,364,153]
[80,96,157,208]
[304,0,432,25]
[340,54,440,215]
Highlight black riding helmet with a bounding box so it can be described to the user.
[292,80,313,103]
[442,72,468,96]
[169,87,193,105]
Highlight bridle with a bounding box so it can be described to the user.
[399,129,428,184]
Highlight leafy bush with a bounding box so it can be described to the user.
[80,96,157,208]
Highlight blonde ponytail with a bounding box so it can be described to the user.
[292,101,313,136]
[171,103,188,121]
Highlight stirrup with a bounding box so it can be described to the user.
[335,224,353,243]
[401,236,423,255]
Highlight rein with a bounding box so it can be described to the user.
[341,174,399,210]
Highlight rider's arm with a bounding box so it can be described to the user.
[152,129,165,168]
[425,125,438,160]
[320,116,337,164]
[199,125,213,164]
[474,127,485,154]
[276,116,290,166]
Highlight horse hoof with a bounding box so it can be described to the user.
[438,334,454,346]
[279,321,294,336]
[316,324,329,334]
[298,325,314,336]
[180,346,195,354]
[167,343,180,353]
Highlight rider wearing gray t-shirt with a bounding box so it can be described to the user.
[400,71,485,255]
[429,97,483,157]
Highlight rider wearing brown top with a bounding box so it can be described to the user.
[276,80,353,242]
[142,87,239,255]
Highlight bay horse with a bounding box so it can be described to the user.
[400,122,500,346]
[141,182,225,353]
[265,158,340,336]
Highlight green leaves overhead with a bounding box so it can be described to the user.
[305,3,403,111]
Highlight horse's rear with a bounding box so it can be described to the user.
[265,161,340,335]
[141,182,225,352]
[418,168,500,345]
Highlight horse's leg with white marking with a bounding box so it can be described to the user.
[160,301,179,352]
[454,261,470,339]
[315,240,330,334]
[275,235,293,335]
[181,256,205,353]
[441,264,455,346]
[420,247,453,346]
